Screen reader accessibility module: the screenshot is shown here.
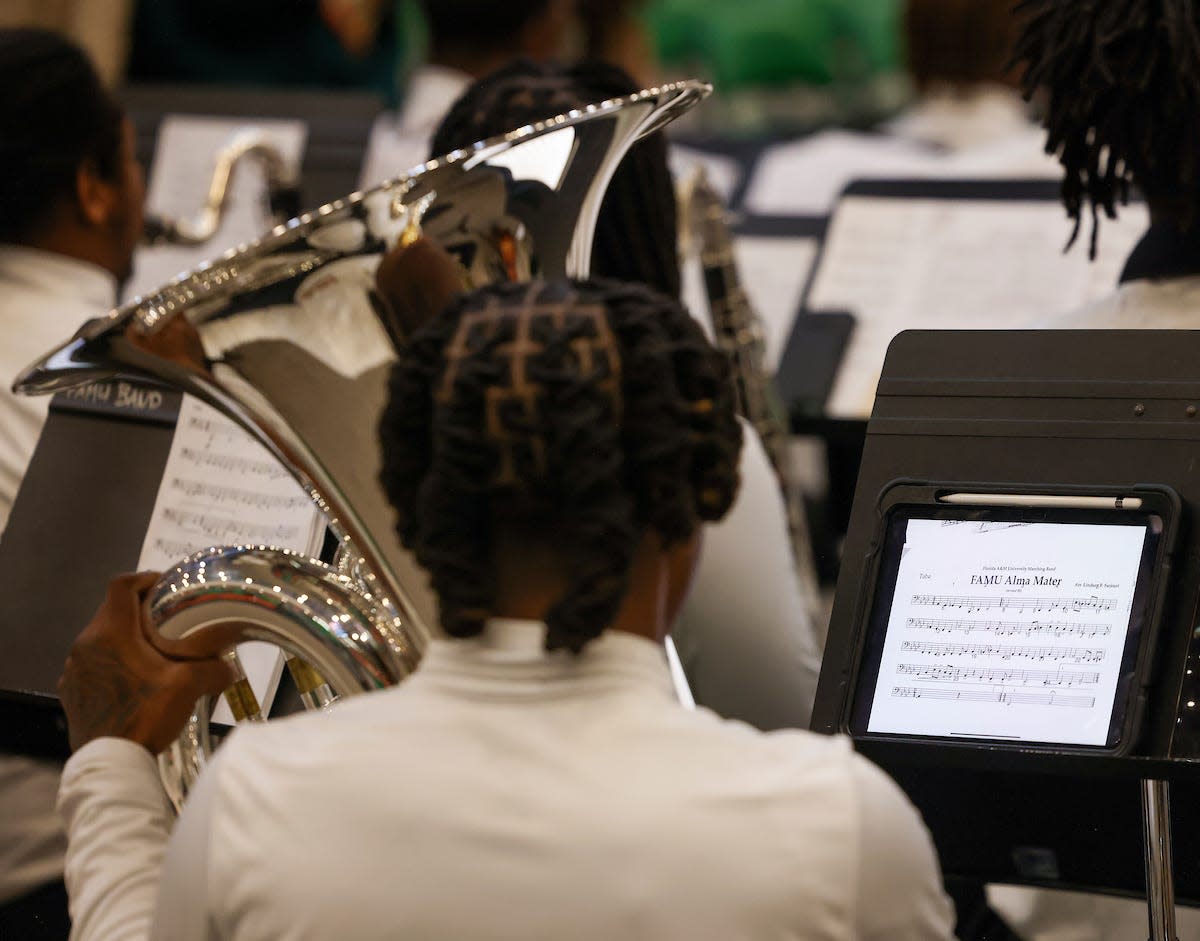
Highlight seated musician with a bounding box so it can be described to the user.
[55,278,955,940]
[427,59,826,732]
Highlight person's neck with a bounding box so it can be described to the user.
[489,533,668,645]
[24,225,124,283]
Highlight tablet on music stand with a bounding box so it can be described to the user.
[845,484,1178,758]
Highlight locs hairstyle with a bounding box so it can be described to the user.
[430,59,682,300]
[1014,0,1200,256]
[0,29,124,243]
[378,279,742,653]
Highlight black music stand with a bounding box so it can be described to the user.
[812,330,1200,941]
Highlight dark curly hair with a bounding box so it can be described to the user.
[429,58,681,300]
[379,278,742,653]
[1014,0,1200,256]
[0,29,124,243]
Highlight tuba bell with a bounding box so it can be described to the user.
[13,80,711,810]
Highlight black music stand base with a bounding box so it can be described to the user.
[1143,779,1179,941]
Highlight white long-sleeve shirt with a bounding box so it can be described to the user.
[60,621,955,941]
[0,244,118,905]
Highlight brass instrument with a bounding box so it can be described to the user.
[141,129,302,247]
[14,81,711,811]
[680,171,822,621]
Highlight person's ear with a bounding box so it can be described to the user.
[75,159,119,229]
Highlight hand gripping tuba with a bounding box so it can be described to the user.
[13,80,711,810]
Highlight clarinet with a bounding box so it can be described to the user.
[681,170,823,623]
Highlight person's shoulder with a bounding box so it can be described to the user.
[669,707,862,780]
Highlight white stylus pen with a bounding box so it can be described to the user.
[939,493,1143,510]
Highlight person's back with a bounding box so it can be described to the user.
[156,629,945,940]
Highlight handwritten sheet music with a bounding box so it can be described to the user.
[125,115,308,302]
[867,518,1148,746]
[138,395,326,723]
[807,195,1149,419]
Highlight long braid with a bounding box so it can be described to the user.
[1015,0,1200,256]
[429,59,682,299]
[378,279,742,652]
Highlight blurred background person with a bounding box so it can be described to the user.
[358,0,573,189]
[1023,0,1200,325]
[886,0,1029,152]
[0,27,144,940]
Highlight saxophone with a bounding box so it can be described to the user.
[141,129,303,246]
[680,171,822,621]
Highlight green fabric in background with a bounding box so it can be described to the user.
[646,0,901,88]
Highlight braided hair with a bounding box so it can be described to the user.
[0,29,124,243]
[1014,0,1200,256]
[429,59,682,299]
[379,278,742,653]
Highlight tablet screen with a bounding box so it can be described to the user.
[851,506,1162,749]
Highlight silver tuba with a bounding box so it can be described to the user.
[14,80,711,811]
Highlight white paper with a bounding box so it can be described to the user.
[868,518,1147,746]
[137,396,326,723]
[680,235,818,372]
[808,196,1149,418]
[357,112,432,191]
[669,145,742,207]
[126,115,308,302]
[734,237,819,371]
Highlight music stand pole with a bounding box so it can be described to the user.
[1142,779,1179,941]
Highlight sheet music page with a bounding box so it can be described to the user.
[808,196,1149,418]
[126,115,308,302]
[679,235,817,370]
[357,112,432,191]
[137,395,326,723]
[669,145,743,206]
[734,236,819,371]
[868,517,1148,746]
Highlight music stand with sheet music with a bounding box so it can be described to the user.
[0,382,326,757]
[811,329,1200,941]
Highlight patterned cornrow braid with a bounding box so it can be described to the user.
[378,278,742,653]
[430,58,682,300]
[1014,0,1200,257]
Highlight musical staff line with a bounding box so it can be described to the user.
[178,447,292,480]
[910,593,1119,614]
[160,507,302,545]
[895,663,1099,687]
[900,640,1105,663]
[905,617,1111,639]
[891,686,1095,708]
[169,477,311,512]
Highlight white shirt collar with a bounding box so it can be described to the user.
[417,618,678,702]
[0,244,117,313]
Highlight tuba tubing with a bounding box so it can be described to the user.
[149,545,415,813]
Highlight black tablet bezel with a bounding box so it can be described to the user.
[845,484,1177,757]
